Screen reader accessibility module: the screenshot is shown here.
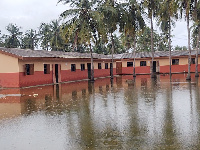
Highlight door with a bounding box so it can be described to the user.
[153,61,157,73]
[116,62,122,74]
[53,64,61,84]
[55,64,59,83]
[87,63,91,79]
[110,63,113,76]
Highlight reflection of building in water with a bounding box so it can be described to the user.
[0,77,116,119]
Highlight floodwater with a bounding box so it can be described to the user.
[1,74,200,150]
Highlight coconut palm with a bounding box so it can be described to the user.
[192,0,200,77]
[98,0,119,79]
[157,0,178,77]
[39,23,52,51]
[21,29,39,50]
[49,20,64,51]
[4,23,22,48]
[59,0,103,81]
[179,0,194,80]
[119,0,145,77]
[143,0,160,78]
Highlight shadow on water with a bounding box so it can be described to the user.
[1,74,200,149]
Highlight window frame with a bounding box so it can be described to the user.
[25,64,34,75]
[98,63,102,69]
[140,61,147,66]
[44,64,50,74]
[127,62,133,67]
[71,64,76,72]
[191,58,195,64]
[81,64,85,71]
[105,63,108,69]
[172,59,179,65]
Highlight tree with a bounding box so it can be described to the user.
[119,0,145,77]
[4,23,22,48]
[192,0,200,77]
[49,20,65,51]
[0,31,4,47]
[39,23,52,50]
[157,0,178,77]
[98,0,120,79]
[143,0,160,78]
[21,29,39,50]
[136,27,168,51]
[174,45,187,50]
[59,0,103,81]
[179,0,194,80]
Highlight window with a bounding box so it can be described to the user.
[140,61,146,66]
[71,64,76,72]
[105,63,108,69]
[25,64,34,75]
[81,64,85,71]
[127,62,133,67]
[98,63,101,69]
[44,64,50,74]
[191,58,195,64]
[172,59,179,65]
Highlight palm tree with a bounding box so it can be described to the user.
[21,29,39,50]
[193,0,200,77]
[49,20,64,51]
[98,0,119,79]
[39,23,52,51]
[157,0,178,77]
[59,0,103,81]
[4,23,22,48]
[120,0,145,77]
[179,0,194,80]
[143,0,160,78]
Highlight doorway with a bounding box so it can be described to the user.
[55,64,58,83]
[116,62,122,74]
[153,61,156,73]
[110,63,113,76]
[53,64,61,84]
[87,63,91,79]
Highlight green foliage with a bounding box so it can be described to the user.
[136,27,168,51]
[4,24,22,48]
[93,34,126,54]
[21,29,39,50]
[174,45,187,50]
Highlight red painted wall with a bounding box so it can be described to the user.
[122,66,150,74]
[19,71,53,87]
[61,70,88,82]
[61,69,115,82]
[160,64,200,73]
[0,73,19,87]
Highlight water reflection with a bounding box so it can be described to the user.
[1,74,200,149]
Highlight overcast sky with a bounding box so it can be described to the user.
[0,0,188,48]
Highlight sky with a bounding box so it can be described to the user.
[0,0,188,48]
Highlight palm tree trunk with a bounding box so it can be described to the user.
[90,44,94,81]
[195,25,200,77]
[169,16,172,77]
[150,14,156,78]
[186,14,191,80]
[111,33,114,79]
[133,36,136,77]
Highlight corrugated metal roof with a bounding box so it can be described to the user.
[1,47,199,60]
[0,47,119,59]
[121,50,199,59]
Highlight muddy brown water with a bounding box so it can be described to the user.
[0,74,200,150]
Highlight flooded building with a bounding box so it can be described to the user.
[0,48,120,87]
[0,47,199,87]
